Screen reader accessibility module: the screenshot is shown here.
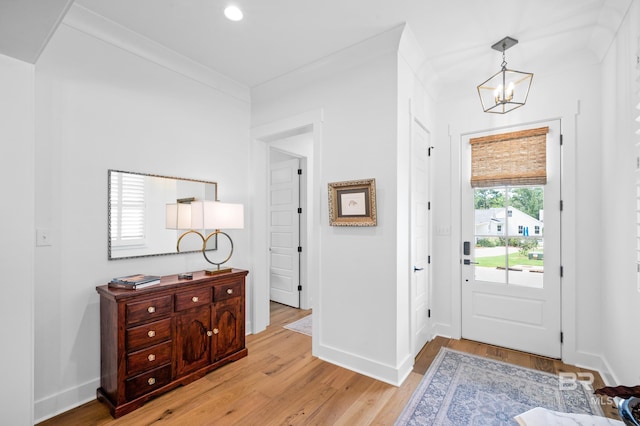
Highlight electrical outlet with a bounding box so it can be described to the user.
[36,228,52,246]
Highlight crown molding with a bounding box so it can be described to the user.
[252,24,404,100]
[62,4,250,103]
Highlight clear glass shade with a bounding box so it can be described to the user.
[477,67,533,114]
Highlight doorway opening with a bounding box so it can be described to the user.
[251,111,322,338]
[269,146,305,308]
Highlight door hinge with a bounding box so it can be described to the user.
[560,134,563,146]
[297,169,302,175]
[298,246,302,253]
[298,285,302,291]
[560,266,564,277]
[560,200,563,211]
[428,309,431,318]
[560,332,564,343]
[298,207,302,214]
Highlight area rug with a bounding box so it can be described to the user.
[396,348,605,425]
[283,314,311,336]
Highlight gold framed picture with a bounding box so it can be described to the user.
[328,178,377,226]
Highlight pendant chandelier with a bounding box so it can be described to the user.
[477,36,533,114]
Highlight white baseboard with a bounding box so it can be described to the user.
[34,378,99,423]
[316,343,413,386]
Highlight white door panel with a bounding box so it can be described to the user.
[411,121,431,356]
[461,120,561,358]
[269,158,300,308]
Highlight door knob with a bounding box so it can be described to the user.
[413,266,424,272]
[463,259,479,265]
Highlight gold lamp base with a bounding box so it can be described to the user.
[204,267,233,276]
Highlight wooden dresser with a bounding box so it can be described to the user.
[95,269,248,418]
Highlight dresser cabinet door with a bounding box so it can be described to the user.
[211,298,243,361]
[175,307,211,377]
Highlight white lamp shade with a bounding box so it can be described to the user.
[190,201,244,230]
[165,203,192,229]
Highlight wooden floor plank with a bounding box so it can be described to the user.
[39,302,620,425]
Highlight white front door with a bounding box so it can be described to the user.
[411,120,431,355]
[269,158,301,308]
[461,120,562,358]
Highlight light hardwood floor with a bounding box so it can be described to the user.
[39,302,619,425]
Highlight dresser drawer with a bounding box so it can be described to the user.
[125,364,172,401]
[126,295,173,326]
[126,318,172,351]
[213,281,241,302]
[127,341,172,376]
[175,287,211,312]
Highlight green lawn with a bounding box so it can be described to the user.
[477,252,544,268]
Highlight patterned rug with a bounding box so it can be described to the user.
[396,348,605,425]
[283,314,312,336]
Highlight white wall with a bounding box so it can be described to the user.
[33,12,250,421]
[250,24,435,385]
[0,53,35,426]
[433,60,606,370]
[252,26,415,384]
[397,26,437,368]
[600,0,640,385]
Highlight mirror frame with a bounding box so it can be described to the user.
[108,169,218,260]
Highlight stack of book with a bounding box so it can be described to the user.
[108,274,161,290]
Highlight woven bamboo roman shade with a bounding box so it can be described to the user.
[470,126,549,188]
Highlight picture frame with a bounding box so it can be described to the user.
[328,178,377,226]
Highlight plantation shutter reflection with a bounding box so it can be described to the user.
[470,127,549,188]
[110,172,146,246]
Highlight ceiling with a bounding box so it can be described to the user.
[0,0,633,93]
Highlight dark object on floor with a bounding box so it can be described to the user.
[595,386,640,426]
[617,397,640,426]
[595,385,640,399]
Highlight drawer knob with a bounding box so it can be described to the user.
[148,377,156,386]
[213,328,219,335]
[226,288,233,295]
[207,330,213,337]
[148,330,156,338]
[148,354,156,362]
[192,296,199,302]
[147,306,156,313]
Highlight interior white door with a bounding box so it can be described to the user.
[411,120,431,355]
[461,120,562,358]
[269,158,301,308]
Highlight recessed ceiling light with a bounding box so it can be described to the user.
[224,5,243,21]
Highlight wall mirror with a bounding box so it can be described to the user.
[108,169,218,260]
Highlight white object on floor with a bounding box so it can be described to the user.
[283,314,311,336]
[515,407,623,425]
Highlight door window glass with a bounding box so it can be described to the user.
[474,186,544,288]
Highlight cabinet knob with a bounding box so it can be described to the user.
[226,288,233,295]
[207,330,213,337]
[192,296,199,302]
[147,330,156,338]
[148,377,156,386]
[213,328,219,335]
[147,306,156,313]
[148,354,156,362]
